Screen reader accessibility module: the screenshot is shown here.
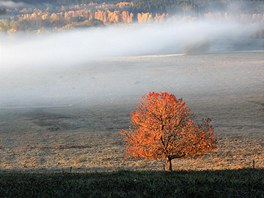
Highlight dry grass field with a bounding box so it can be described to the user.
[0,103,263,172]
[0,52,263,172]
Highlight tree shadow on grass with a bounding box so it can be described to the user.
[0,168,263,197]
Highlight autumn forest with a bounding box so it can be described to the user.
[0,0,264,33]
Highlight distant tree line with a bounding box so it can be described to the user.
[12,0,264,15]
[13,0,134,5]
[133,0,264,14]
[1,0,263,33]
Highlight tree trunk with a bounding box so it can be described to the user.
[165,157,172,172]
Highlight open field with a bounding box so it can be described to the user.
[0,107,263,172]
[0,51,263,172]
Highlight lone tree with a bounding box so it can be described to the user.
[121,92,217,171]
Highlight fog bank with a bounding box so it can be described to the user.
[0,17,263,108]
[1,17,263,69]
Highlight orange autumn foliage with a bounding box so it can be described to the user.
[121,92,217,170]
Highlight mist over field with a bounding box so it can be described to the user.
[1,17,262,68]
[1,14,263,108]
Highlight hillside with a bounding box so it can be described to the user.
[1,0,263,33]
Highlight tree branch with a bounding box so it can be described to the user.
[170,153,185,159]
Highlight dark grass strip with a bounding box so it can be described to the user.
[0,169,263,198]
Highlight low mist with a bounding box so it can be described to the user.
[0,0,25,9]
[0,16,263,108]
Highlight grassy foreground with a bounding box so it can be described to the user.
[0,169,263,198]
